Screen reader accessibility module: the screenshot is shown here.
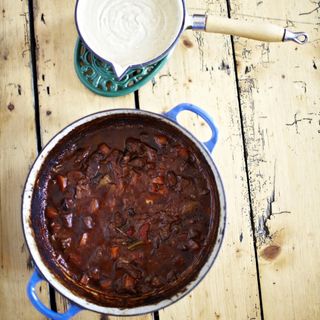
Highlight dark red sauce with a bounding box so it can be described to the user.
[32,116,220,308]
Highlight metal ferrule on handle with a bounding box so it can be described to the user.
[189,14,207,30]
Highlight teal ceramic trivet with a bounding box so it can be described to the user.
[74,38,168,97]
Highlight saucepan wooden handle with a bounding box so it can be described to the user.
[190,15,308,44]
[206,16,286,41]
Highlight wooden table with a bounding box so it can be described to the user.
[1,0,319,319]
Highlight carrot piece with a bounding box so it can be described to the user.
[110,246,119,259]
[89,198,99,214]
[123,274,135,290]
[154,135,168,146]
[178,147,189,159]
[56,175,67,192]
[79,233,88,246]
[152,176,165,185]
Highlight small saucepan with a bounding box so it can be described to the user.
[23,104,226,319]
[75,0,308,79]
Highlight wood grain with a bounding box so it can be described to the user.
[138,0,261,319]
[33,0,151,319]
[0,0,49,319]
[230,0,320,318]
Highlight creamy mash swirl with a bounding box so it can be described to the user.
[76,0,184,73]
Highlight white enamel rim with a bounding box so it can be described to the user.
[22,109,226,316]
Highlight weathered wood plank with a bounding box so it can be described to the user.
[0,0,49,319]
[33,1,152,319]
[33,0,135,144]
[230,0,320,318]
[139,0,261,319]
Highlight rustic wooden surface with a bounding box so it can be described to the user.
[230,0,320,319]
[0,0,48,319]
[0,0,319,319]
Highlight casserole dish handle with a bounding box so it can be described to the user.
[165,103,218,152]
[27,269,82,319]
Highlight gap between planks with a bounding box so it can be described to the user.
[225,0,265,319]
[27,0,58,311]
